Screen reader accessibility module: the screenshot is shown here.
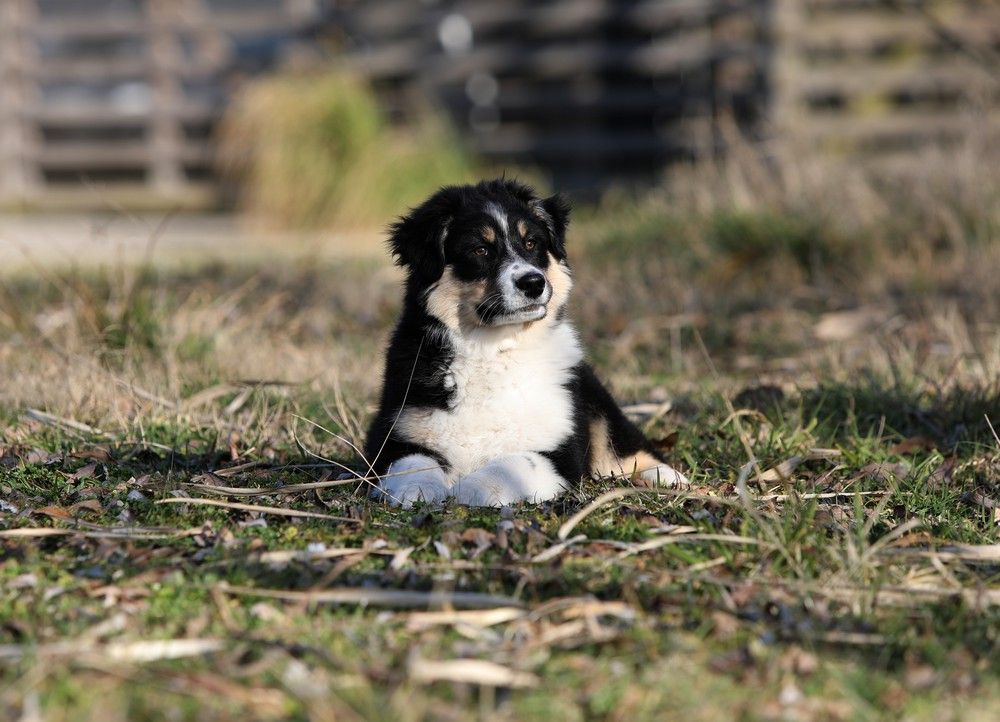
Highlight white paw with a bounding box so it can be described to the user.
[377,454,451,508]
[638,464,690,488]
[453,453,568,507]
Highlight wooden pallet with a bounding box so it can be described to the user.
[773,0,1000,157]
[344,0,767,192]
[4,0,996,206]
[0,0,321,208]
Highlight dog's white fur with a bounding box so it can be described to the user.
[371,255,581,507]
[383,313,581,507]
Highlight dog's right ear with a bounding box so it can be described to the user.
[388,186,465,281]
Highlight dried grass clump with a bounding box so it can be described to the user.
[219,70,475,229]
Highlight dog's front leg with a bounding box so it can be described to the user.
[377,454,451,508]
[453,452,568,507]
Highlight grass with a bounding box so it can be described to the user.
[2,144,1000,720]
[219,70,477,230]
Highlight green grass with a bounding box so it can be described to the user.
[2,146,1000,719]
[2,370,999,720]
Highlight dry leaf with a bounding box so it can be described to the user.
[861,461,909,483]
[890,436,937,455]
[814,307,886,341]
[33,505,72,520]
[73,447,113,463]
[70,463,98,481]
[69,500,102,515]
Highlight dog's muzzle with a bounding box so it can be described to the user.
[478,263,552,325]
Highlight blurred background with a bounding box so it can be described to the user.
[4,6,1000,718]
[1,0,997,217]
[1,0,999,419]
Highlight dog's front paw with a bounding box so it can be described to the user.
[637,464,690,489]
[453,453,568,507]
[377,454,451,508]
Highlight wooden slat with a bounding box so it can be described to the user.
[352,0,754,40]
[203,10,317,34]
[801,108,1000,145]
[30,55,228,81]
[796,61,998,99]
[474,86,712,117]
[472,123,711,160]
[33,8,312,39]
[799,11,1000,54]
[358,32,744,83]
[33,141,212,169]
[25,103,219,127]
[12,184,217,210]
[458,0,752,38]
[804,0,983,13]
[34,17,146,39]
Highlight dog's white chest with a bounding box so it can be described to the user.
[397,323,581,477]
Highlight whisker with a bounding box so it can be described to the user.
[366,335,426,498]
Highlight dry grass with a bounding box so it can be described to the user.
[219,70,476,230]
[1,141,999,720]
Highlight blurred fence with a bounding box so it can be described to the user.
[1,0,997,207]
[345,0,769,191]
[0,0,322,208]
[773,0,999,161]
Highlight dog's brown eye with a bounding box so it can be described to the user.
[473,246,488,257]
[524,239,536,250]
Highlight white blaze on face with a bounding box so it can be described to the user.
[499,260,551,309]
[485,202,508,242]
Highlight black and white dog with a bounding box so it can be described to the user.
[364,179,687,507]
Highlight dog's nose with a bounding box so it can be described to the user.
[515,272,546,299]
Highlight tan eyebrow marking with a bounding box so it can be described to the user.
[517,219,527,238]
[481,226,496,243]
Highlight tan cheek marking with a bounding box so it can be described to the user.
[424,269,462,331]
[482,227,496,243]
[425,270,489,333]
[457,279,488,329]
[544,253,573,310]
[517,219,527,238]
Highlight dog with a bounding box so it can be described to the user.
[363,178,687,507]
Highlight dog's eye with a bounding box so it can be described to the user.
[523,239,537,250]
[473,246,489,257]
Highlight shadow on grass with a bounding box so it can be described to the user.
[794,379,1000,451]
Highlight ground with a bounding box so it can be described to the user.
[1,157,999,720]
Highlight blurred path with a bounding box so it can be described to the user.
[0,213,384,274]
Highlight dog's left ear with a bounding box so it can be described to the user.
[388,186,465,281]
[532,193,571,259]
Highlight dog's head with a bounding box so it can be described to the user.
[389,178,572,330]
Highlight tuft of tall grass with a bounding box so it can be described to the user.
[219,70,476,229]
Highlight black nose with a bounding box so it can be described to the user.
[515,272,546,299]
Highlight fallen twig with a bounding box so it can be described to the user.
[531,534,588,563]
[0,526,185,540]
[0,638,224,662]
[619,533,773,557]
[406,607,526,631]
[217,583,524,610]
[409,658,538,688]
[24,408,110,438]
[154,498,359,523]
